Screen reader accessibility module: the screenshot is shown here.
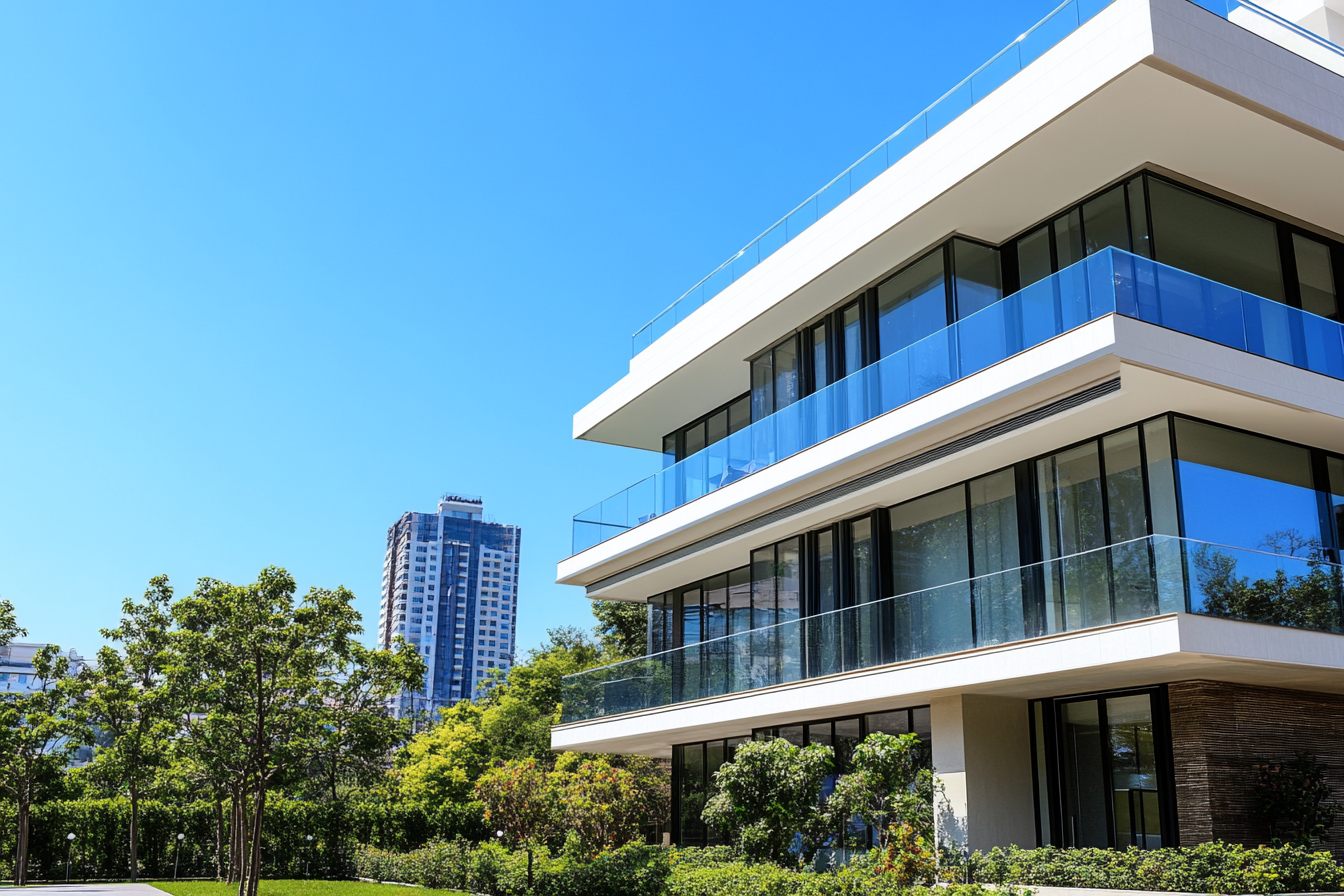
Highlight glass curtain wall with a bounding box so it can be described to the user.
[1031,688,1171,850]
[672,737,749,848]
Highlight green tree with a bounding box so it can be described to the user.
[475,757,560,890]
[1256,751,1338,847]
[702,737,834,865]
[552,752,669,857]
[79,575,176,881]
[0,645,89,885]
[169,568,371,896]
[825,732,936,851]
[394,701,491,805]
[0,597,24,647]
[307,638,425,802]
[590,601,647,661]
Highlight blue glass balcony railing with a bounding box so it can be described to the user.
[630,0,1118,358]
[574,248,1344,555]
[559,535,1344,723]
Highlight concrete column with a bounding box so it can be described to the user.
[930,694,1037,852]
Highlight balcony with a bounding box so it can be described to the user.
[573,248,1344,555]
[558,535,1344,723]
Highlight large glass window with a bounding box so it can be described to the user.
[752,336,801,423]
[842,301,864,376]
[1082,184,1130,256]
[665,393,750,464]
[848,516,876,604]
[952,239,1002,319]
[1035,689,1167,850]
[1173,417,1322,556]
[877,251,947,358]
[812,320,831,390]
[1293,233,1338,320]
[1148,178,1285,303]
[969,468,1020,575]
[889,485,968,596]
[1018,225,1052,289]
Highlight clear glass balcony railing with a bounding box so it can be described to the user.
[630,0,1117,358]
[575,248,1344,554]
[559,535,1344,723]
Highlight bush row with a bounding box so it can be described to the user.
[356,841,1344,896]
[972,843,1344,895]
[0,798,485,882]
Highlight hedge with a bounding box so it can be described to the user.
[972,843,1344,894]
[0,798,486,882]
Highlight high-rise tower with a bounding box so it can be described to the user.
[379,495,521,712]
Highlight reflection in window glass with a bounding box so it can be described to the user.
[727,567,751,635]
[812,321,830,390]
[850,517,875,604]
[680,743,706,843]
[1127,176,1152,259]
[834,718,862,771]
[703,574,728,641]
[866,711,910,735]
[777,537,801,624]
[969,469,1019,575]
[778,725,804,746]
[1032,702,1053,846]
[843,302,864,376]
[1082,185,1130,255]
[680,587,701,646]
[1148,178,1284,302]
[728,395,751,435]
[890,486,969,596]
[877,251,947,358]
[1018,225,1052,288]
[1038,441,1107,559]
[912,706,932,743]
[706,408,728,447]
[1104,428,1147,543]
[774,335,800,411]
[1143,418,1180,537]
[1054,209,1084,268]
[662,434,677,469]
[751,546,777,629]
[1108,694,1162,848]
[1293,233,1338,320]
[816,529,838,614]
[1174,418,1321,556]
[684,421,705,456]
[953,239,1002,319]
[751,352,773,421]
[1330,456,1344,558]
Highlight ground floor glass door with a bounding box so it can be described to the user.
[1032,687,1173,849]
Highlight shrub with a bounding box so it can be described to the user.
[973,842,1344,894]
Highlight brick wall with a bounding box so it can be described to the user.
[1168,680,1344,854]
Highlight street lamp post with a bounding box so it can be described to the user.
[175,833,185,881]
[65,833,76,882]
[305,834,313,877]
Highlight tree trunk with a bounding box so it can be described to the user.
[129,781,140,882]
[215,798,225,881]
[14,800,29,887]
[247,786,265,896]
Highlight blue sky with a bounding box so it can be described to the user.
[1,0,1086,658]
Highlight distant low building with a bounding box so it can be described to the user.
[0,642,94,765]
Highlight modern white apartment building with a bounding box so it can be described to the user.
[379,495,521,712]
[553,0,1344,856]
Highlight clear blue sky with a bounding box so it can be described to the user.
[2,0,1098,659]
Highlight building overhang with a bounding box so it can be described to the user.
[572,0,1344,453]
[550,613,1344,757]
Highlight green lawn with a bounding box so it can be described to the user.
[152,882,464,896]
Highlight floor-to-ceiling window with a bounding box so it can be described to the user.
[1031,687,1174,850]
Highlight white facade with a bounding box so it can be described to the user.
[555,0,1344,855]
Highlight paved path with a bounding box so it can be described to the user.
[1,886,167,895]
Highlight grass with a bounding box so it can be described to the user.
[152,882,466,896]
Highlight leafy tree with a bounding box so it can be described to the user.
[475,757,559,890]
[169,568,373,896]
[0,597,24,647]
[552,752,669,857]
[306,638,425,802]
[702,737,834,865]
[590,601,647,661]
[79,575,177,881]
[395,701,491,805]
[1256,751,1338,847]
[825,732,936,851]
[0,645,89,885]
[1194,545,1344,631]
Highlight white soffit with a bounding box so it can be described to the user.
[573,0,1344,451]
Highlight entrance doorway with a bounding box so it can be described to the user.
[1031,687,1175,849]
